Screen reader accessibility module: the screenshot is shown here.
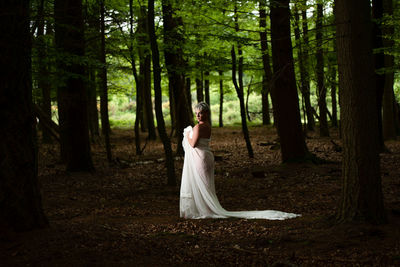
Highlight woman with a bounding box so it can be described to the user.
[180,102,300,220]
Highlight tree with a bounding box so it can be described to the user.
[315,2,329,137]
[259,0,272,126]
[138,4,156,140]
[0,0,48,230]
[162,0,193,154]
[269,0,309,162]
[231,2,254,158]
[335,0,386,223]
[382,0,397,140]
[54,0,94,171]
[300,0,315,131]
[100,0,112,162]
[218,70,224,127]
[372,0,385,150]
[36,0,53,143]
[148,0,176,186]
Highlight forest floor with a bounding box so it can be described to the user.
[1,126,400,266]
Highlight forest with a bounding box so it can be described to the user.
[1,0,400,265]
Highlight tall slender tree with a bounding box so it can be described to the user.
[138,5,156,140]
[55,0,94,171]
[148,0,176,186]
[259,0,272,126]
[232,2,254,158]
[300,0,315,131]
[294,1,314,131]
[382,0,397,140]
[269,0,309,162]
[0,0,48,230]
[336,0,386,223]
[372,0,385,150]
[36,0,53,143]
[162,0,193,154]
[100,0,112,162]
[316,2,329,137]
[218,70,224,127]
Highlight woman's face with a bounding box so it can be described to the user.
[195,109,207,123]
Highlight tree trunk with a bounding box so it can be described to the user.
[301,1,315,131]
[129,0,142,155]
[100,0,112,162]
[232,3,253,158]
[0,0,48,230]
[148,0,176,186]
[261,76,271,125]
[196,67,204,102]
[316,3,329,137]
[329,60,338,127]
[372,0,385,150]
[185,77,194,119]
[55,0,94,171]
[382,0,397,140]
[138,5,156,140]
[259,0,272,126]
[335,0,386,224]
[294,2,314,131]
[162,0,193,155]
[269,0,309,163]
[87,66,100,140]
[204,70,210,106]
[218,70,224,127]
[37,0,53,143]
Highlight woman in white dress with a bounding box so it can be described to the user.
[180,102,300,220]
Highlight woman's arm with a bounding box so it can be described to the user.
[187,125,200,147]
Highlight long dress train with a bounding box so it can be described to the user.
[179,126,300,220]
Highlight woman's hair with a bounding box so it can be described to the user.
[194,102,210,113]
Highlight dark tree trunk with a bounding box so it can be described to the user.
[55,0,94,171]
[129,0,142,155]
[372,0,385,150]
[85,1,100,141]
[148,0,176,186]
[185,77,194,118]
[196,76,204,103]
[261,77,271,125]
[87,67,99,140]
[335,0,386,224]
[100,0,112,162]
[269,0,309,162]
[300,1,315,131]
[138,5,156,140]
[382,0,396,140]
[245,77,253,122]
[329,60,338,127]
[218,70,224,127]
[232,4,253,158]
[293,2,313,131]
[316,3,329,137]
[37,0,53,143]
[162,0,193,155]
[0,0,48,230]
[204,70,210,106]
[204,70,211,123]
[259,0,272,126]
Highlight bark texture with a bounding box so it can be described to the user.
[0,0,48,230]
[336,0,386,223]
[269,0,309,162]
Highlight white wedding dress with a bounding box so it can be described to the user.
[180,126,300,220]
